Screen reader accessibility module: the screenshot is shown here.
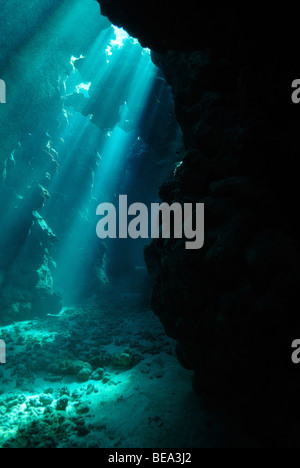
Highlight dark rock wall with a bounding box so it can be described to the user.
[98,1,300,441]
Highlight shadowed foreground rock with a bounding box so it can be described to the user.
[98,0,300,444]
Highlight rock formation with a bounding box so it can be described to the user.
[98,0,300,442]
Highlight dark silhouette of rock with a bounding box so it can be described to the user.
[98,0,300,444]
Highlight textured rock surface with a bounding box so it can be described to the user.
[0,0,112,320]
[98,1,300,442]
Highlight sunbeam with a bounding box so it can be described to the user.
[43,25,162,302]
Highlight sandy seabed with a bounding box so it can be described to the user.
[0,291,256,448]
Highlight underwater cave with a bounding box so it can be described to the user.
[1,0,300,450]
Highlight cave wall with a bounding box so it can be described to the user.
[0,0,111,321]
[98,1,300,442]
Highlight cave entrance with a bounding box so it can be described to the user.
[0,0,240,450]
